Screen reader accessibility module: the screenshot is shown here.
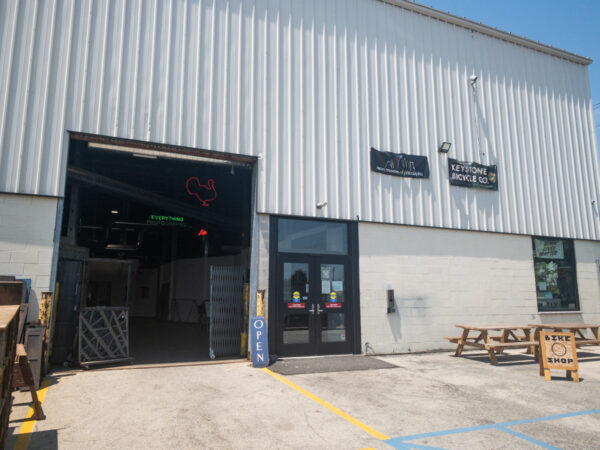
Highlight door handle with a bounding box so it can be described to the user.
[316,304,323,315]
[308,304,315,314]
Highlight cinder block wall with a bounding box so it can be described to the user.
[0,193,58,320]
[573,240,600,321]
[359,223,600,354]
[359,223,540,354]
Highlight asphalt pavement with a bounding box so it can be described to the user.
[5,348,600,449]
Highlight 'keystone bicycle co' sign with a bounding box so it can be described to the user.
[448,158,498,190]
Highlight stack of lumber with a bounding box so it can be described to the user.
[0,305,20,444]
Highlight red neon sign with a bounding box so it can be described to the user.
[186,178,217,207]
[197,229,208,236]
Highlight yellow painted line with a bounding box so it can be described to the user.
[13,378,52,450]
[262,368,390,441]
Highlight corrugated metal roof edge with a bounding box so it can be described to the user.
[380,0,593,66]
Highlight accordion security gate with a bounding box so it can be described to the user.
[78,307,131,366]
[209,266,247,359]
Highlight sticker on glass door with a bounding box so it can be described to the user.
[283,263,310,345]
[326,291,342,309]
[320,264,346,341]
[288,290,305,309]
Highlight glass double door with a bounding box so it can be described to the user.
[276,255,353,356]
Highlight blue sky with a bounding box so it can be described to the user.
[419,0,600,149]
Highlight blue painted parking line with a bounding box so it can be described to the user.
[393,443,445,450]
[497,426,559,450]
[385,409,600,449]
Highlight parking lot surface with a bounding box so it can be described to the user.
[6,349,600,449]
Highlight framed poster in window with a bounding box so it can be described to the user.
[532,238,579,312]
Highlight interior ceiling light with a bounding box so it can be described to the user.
[131,153,158,159]
[438,142,452,153]
[132,153,157,159]
[110,210,119,215]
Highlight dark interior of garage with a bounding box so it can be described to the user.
[53,138,252,367]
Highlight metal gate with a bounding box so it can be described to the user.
[78,307,132,366]
[209,266,246,359]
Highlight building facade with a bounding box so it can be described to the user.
[1,0,599,359]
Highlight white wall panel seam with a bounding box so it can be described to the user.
[340,7,351,219]
[128,0,142,140]
[220,1,230,153]
[52,1,76,196]
[234,1,243,157]
[528,61,550,237]
[0,0,16,174]
[553,84,571,237]
[0,1,18,187]
[563,66,586,238]
[580,94,600,241]
[114,0,127,139]
[538,66,559,237]
[32,1,58,192]
[148,0,159,141]
[331,6,341,220]
[284,1,292,215]
[13,1,39,192]
[78,0,91,133]
[575,69,596,239]
[479,39,496,232]
[350,0,362,221]
[258,0,267,214]
[514,77,534,233]
[559,67,581,237]
[95,0,109,135]
[178,0,188,146]
[579,81,600,240]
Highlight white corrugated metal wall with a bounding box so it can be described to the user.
[0,0,599,240]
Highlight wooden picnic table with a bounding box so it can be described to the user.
[446,325,538,365]
[528,323,600,348]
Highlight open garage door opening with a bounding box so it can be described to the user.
[53,137,254,367]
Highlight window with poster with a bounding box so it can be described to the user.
[532,238,579,312]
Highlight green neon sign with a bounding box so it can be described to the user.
[146,215,187,227]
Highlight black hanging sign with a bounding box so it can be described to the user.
[370,147,430,179]
[448,158,498,191]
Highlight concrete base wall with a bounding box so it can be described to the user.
[360,223,532,354]
[0,193,58,320]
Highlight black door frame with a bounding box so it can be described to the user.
[268,215,361,356]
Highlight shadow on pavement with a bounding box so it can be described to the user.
[455,350,600,366]
[5,427,58,450]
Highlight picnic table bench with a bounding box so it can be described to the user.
[446,325,537,365]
